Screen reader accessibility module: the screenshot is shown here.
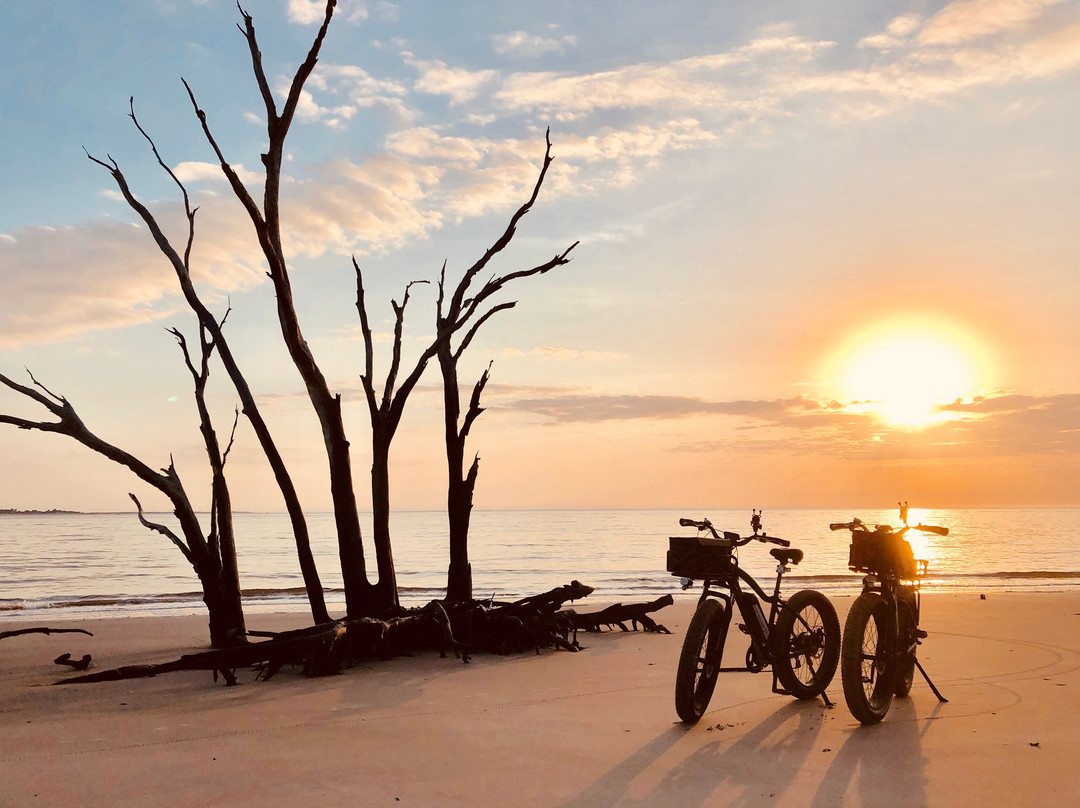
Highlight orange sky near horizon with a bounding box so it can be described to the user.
[1,0,1078,513]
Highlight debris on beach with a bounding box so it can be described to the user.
[53,653,92,671]
[0,627,93,641]
[53,581,674,688]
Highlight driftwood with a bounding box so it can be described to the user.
[0,627,93,641]
[57,618,388,686]
[445,580,596,655]
[568,594,674,634]
[53,583,674,687]
[53,653,93,670]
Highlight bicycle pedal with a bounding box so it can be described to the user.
[737,623,750,635]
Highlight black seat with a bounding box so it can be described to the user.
[771,548,804,566]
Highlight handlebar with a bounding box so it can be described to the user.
[830,518,948,536]
[679,516,790,546]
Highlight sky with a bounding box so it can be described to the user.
[1,0,1078,514]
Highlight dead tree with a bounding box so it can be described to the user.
[172,0,375,617]
[435,130,579,601]
[168,321,244,635]
[0,372,245,647]
[89,101,330,625]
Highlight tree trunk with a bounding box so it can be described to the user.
[369,434,399,613]
[440,347,474,602]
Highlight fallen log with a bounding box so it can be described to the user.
[56,618,387,686]
[568,594,674,634]
[54,653,93,670]
[52,583,671,687]
[0,627,93,641]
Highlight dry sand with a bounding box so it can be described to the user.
[2,592,1078,807]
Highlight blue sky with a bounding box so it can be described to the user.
[2,0,1079,512]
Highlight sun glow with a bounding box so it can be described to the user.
[830,317,989,428]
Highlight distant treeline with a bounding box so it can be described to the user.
[0,508,80,515]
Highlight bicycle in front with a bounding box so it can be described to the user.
[668,512,840,724]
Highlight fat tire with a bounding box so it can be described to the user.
[894,597,918,697]
[675,598,728,724]
[841,593,895,725]
[771,589,840,699]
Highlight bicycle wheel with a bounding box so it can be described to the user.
[771,589,840,699]
[893,594,918,697]
[675,598,728,724]
[841,593,895,725]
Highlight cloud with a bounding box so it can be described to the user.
[858,14,924,50]
[920,0,1067,45]
[501,347,629,362]
[498,390,1080,459]
[404,54,499,104]
[287,0,367,26]
[491,30,578,58]
[501,393,827,422]
[173,161,263,185]
[0,221,181,349]
[289,64,414,128]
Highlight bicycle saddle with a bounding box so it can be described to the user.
[770,548,804,565]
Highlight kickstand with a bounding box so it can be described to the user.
[820,688,834,708]
[915,658,948,703]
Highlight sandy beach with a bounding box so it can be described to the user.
[2,592,1077,807]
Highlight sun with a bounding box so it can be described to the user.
[830,317,988,428]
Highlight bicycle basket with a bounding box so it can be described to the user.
[667,535,734,579]
[848,529,918,578]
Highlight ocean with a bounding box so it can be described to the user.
[2,507,1078,622]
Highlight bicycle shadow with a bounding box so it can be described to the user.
[809,698,936,808]
[558,698,829,808]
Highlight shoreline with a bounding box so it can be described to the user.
[5,575,1080,625]
[3,592,1078,806]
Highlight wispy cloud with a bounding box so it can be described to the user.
[491,30,578,58]
[919,0,1068,45]
[500,347,629,362]
[498,390,1080,459]
[404,54,499,104]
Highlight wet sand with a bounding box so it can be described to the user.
[2,592,1078,807]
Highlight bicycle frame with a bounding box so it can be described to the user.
[695,557,828,700]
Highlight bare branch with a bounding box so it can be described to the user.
[382,280,429,412]
[235,3,279,126]
[221,407,241,468]
[460,362,492,441]
[182,79,267,235]
[168,327,200,381]
[454,302,516,362]
[127,98,197,270]
[353,258,380,422]
[448,127,558,316]
[129,493,194,566]
[461,241,578,326]
[26,370,69,408]
[277,1,337,133]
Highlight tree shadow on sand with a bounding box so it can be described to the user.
[559,699,831,808]
[810,698,937,808]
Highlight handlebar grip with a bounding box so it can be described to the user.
[915,523,949,536]
[828,523,848,531]
[678,518,696,527]
[771,536,791,547]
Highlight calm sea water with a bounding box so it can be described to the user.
[2,508,1078,621]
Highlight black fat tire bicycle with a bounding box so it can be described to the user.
[669,513,840,725]
[832,507,949,725]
